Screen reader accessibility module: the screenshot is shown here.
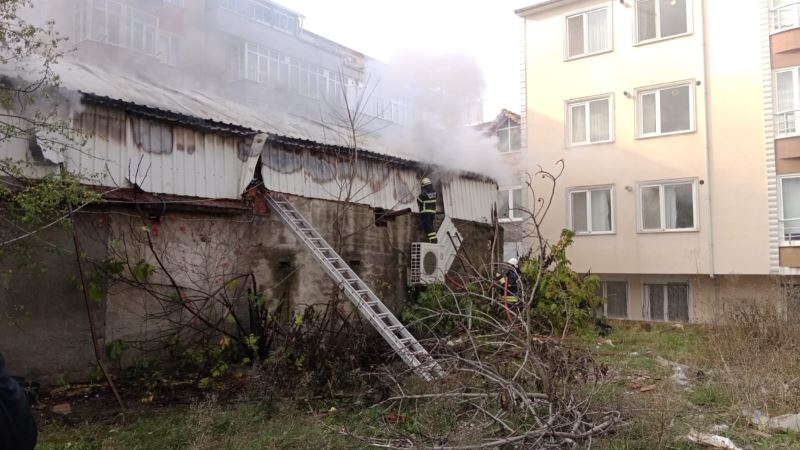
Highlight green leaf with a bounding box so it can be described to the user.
[132,260,155,283]
[105,339,128,362]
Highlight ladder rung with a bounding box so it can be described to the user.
[266,192,442,380]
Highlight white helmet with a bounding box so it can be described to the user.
[421,177,432,186]
[508,258,519,267]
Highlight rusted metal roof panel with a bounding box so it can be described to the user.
[261,143,419,211]
[67,104,259,200]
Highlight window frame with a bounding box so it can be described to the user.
[774,67,800,139]
[598,280,629,319]
[634,0,693,46]
[563,4,614,61]
[567,185,616,235]
[779,174,800,247]
[643,281,692,322]
[635,80,696,139]
[565,94,615,147]
[636,178,699,233]
[771,0,800,34]
[498,182,525,223]
[496,118,523,153]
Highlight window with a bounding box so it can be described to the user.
[636,0,690,43]
[567,95,613,145]
[597,281,628,319]
[157,31,181,66]
[644,283,690,322]
[638,180,697,232]
[221,0,301,34]
[76,0,181,62]
[235,42,346,103]
[775,67,800,137]
[498,182,524,222]
[162,0,184,6]
[569,186,614,234]
[497,118,522,152]
[772,0,800,32]
[637,82,694,137]
[780,175,800,245]
[566,7,611,59]
[377,98,408,124]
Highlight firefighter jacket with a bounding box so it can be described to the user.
[417,185,438,214]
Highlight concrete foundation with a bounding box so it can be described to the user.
[597,273,800,323]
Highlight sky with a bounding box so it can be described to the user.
[277,0,531,122]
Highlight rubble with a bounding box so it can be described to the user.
[656,356,690,387]
[744,409,800,433]
[686,430,741,450]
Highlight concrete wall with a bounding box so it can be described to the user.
[0,215,108,383]
[0,197,496,383]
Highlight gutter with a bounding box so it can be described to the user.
[699,0,716,278]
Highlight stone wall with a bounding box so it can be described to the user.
[0,195,497,383]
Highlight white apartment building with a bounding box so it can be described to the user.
[517,0,800,322]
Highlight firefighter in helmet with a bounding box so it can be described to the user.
[498,257,521,307]
[417,178,438,243]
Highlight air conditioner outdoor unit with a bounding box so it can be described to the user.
[409,217,462,286]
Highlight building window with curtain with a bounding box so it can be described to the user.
[565,7,611,59]
[780,175,800,245]
[775,67,800,138]
[644,283,690,322]
[638,180,697,232]
[635,0,690,44]
[567,95,613,146]
[772,0,800,33]
[569,186,614,234]
[636,81,695,137]
[597,281,628,319]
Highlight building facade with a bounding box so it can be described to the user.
[49,0,412,128]
[477,110,529,261]
[517,0,800,322]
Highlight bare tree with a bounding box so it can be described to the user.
[335,163,617,449]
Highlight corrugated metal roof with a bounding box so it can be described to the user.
[50,62,400,157]
[40,62,495,184]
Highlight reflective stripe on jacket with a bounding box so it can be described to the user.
[417,187,437,214]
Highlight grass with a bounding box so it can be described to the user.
[36,319,800,449]
[582,321,800,450]
[37,401,363,450]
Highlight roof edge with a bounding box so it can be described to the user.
[515,0,584,16]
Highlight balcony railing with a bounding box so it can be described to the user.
[773,2,800,33]
[781,220,800,245]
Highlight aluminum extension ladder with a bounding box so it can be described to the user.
[262,191,444,381]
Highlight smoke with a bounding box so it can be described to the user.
[366,51,509,183]
[21,0,509,183]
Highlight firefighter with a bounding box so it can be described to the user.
[0,353,37,450]
[417,178,438,243]
[498,258,521,307]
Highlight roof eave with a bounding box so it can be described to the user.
[515,0,584,16]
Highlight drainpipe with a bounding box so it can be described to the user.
[699,0,716,279]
